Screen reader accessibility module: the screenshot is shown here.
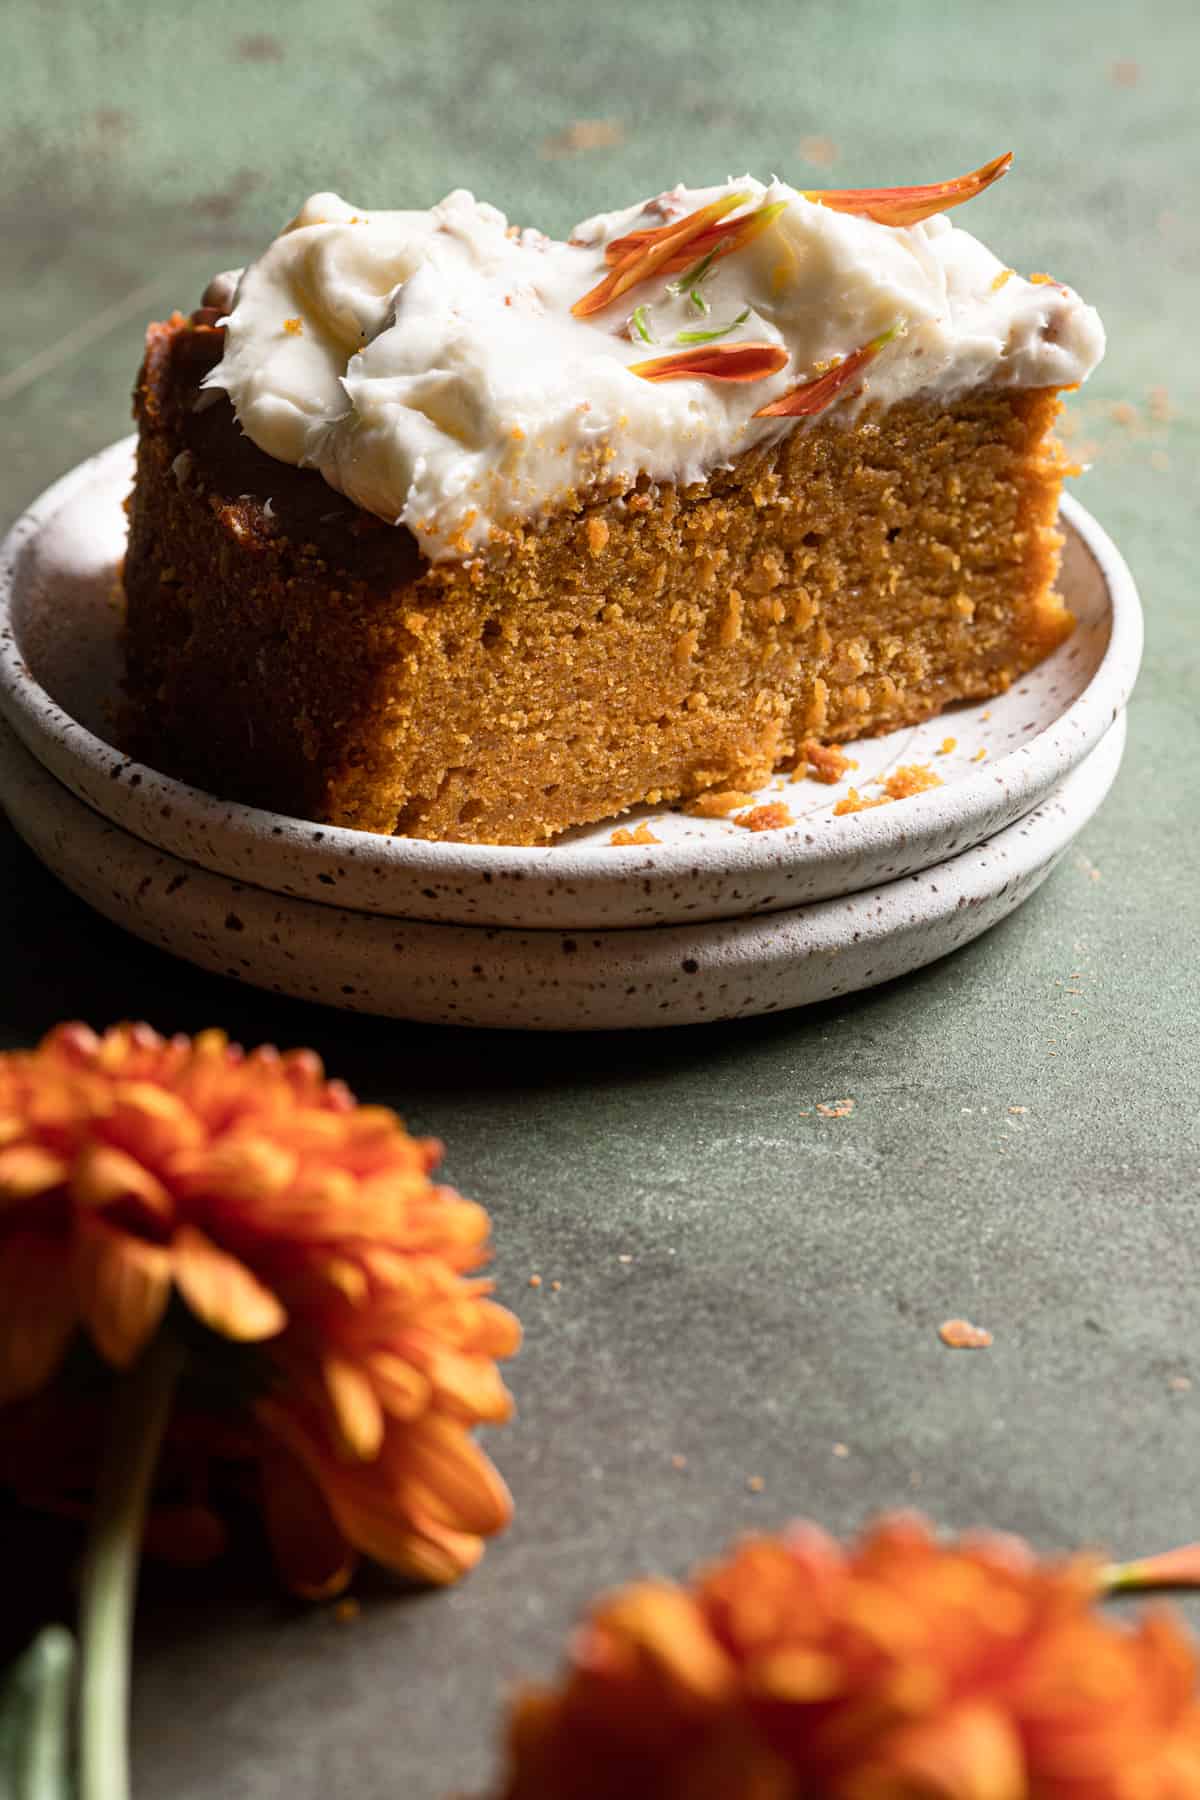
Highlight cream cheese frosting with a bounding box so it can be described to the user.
[206,178,1104,561]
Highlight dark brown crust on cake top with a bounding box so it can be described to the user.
[123,314,1073,844]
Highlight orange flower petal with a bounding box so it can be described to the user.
[259,1445,357,1599]
[472,1298,524,1359]
[394,1511,492,1585]
[70,1142,172,1222]
[802,151,1012,227]
[0,1144,69,1204]
[73,1213,172,1368]
[172,1223,286,1341]
[629,342,790,384]
[324,1353,385,1460]
[364,1350,431,1421]
[583,1583,738,1711]
[168,1136,299,1205]
[753,323,902,419]
[389,1413,514,1538]
[105,1081,206,1165]
[0,1232,77,1403]
[882,1701,1025,1800]
[420,1344,515,1424]
[573,192,750,317]
[605,200,787,275]
[322,1254,369,1304]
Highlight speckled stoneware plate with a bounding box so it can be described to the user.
[0,438,1141,931]
[0,710,1125,1031]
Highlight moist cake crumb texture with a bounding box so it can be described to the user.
[125,316,1074,846]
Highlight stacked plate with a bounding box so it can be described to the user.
[0,441,1141,1030]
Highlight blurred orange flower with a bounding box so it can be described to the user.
[0,1022,519,1594]
[496,1514,1200,1798]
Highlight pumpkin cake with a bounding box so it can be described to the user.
[123,157,1104,844]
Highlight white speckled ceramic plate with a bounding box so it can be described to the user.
[0,438,1140,930]
[0,710,1126,1031]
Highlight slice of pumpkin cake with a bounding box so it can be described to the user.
[124,155,1103,844]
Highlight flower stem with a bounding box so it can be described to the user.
[78,1335,183,1800]
[1100,1544,1200,1594]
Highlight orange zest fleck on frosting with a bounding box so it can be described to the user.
[629,342,789,385]
[754,323,902,419]
[802,151,1012,227]
[571,192,750,317]
[282,317,304,336]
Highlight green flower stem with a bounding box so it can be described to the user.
[78,1335,184,1800]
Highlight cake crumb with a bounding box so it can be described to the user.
[610,822,660,846]
[1008,1105,1029,1115]
[685,789,754,818]
[816,1098,855,1119]
[833,786,889,816]
[882,763,942,800]
[1109,401,1139,429]
[939,736,957,754]
[1110,58,1140,85]
[1169,1376,1192,1394]
[834,764,942,814]
[1149,386,1172,422]
[671,1454,688,1470]
[746,1475,765,1493]
[528,1273,543,1288]
[334,1598,361,1624]
[586,516,610,556]
[832,1442,850,1459]
[618,1253,633,1264]
[550,1279,562,1292]
[736,802,795,832]
[797,737,854,785]
[939,1317,993,1349]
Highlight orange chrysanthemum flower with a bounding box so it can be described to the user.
[0,1022,520,1594]
[496,1514,1200,1798]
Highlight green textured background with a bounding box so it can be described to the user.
[2,1,1198,1794]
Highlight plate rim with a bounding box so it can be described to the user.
[0,435,1143,914]
[0,708,1128,1029]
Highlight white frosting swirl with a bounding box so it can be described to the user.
[206,179,1104,561]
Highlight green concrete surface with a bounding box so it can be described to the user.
[1,0,1198,1793]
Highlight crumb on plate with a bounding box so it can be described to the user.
[609,821,660,846]
[685,789,755,818]
[939,1317,993,1349]
[735,801,795,832]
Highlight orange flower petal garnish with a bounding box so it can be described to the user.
[629,342,789,384]
[802,150,1012,227]
[0,1022,520,1593]
[492,1513,1200,1799]
[604,200,787,275]
[753,322,902,419]
[572,192,749,317]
